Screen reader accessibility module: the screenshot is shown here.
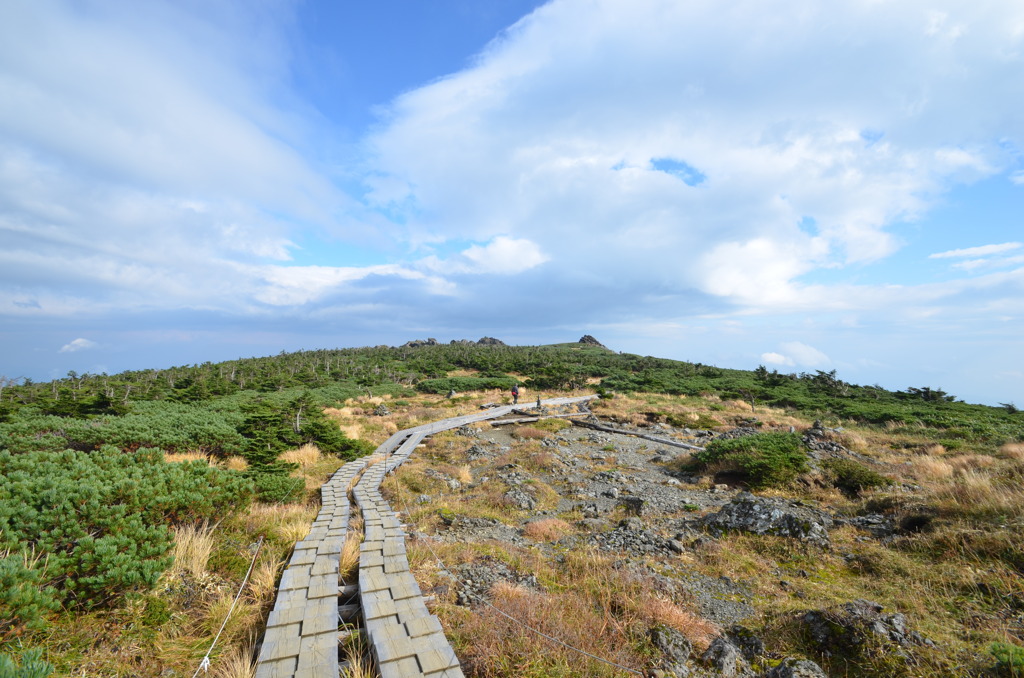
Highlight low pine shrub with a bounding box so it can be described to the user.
[252,473,306,503]
[0,648,54,678]
[822,459,893,496]
[692,432,807,489]
[991,642,1024,677]
[0,555,59,636]
[0,446,253,617]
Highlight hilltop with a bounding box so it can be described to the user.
[0,340,1022,676]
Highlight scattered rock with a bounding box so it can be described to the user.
[701,493,833,547]
[701,636,752,677]
[650,625,692,676]
[800,599,933,660]
[578,334,606,347]
[763,658,829,678]
[476,336,506,346]
[401,338,439,348]
[727,625,764,662]
[504,485,536,510]
[455,555,538,605]
[373,404,391,416]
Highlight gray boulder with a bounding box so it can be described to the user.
[763,658,828,678]
[701,493,833,547]
[701,636,753,677]
[650,625,692,676]
[800,599,932,659]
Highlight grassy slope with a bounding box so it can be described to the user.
[1,343,1022,676]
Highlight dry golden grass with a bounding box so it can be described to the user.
[913,455,955,480]
[639,598,719,650]
[164,451,209,464]
[949,454,996,471]
[279,443,321,467]
[340,632,374,678]
[521,518,573,542]
[205,590,262,648]
[998,442,1024,460]
[212,642,256,678]
[452,580,648,677]
[920,443,948,456]
[935,469,1024,519]
[169,522,217,578]
[246,503,319,543]
[222,456,249,471]
[340,527,362,584]
[248,556,285,603]
[455,464,473,484]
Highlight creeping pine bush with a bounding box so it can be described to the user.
[692,432,808,489]
[0,446,253,628]
[822,459,893,496]
[991,642,1024,677]
[0,648,54,678]
[252,473,306,503]
[0,555,59,636]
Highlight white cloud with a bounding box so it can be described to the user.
[59,338,96,353]
[780,341,832,368]
[761,352,794,366]
[1011,171,1024,185]
[365,0,1024,315]
[930,242,1022,259]
[421,236,549,275]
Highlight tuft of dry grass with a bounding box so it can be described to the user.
[920,443,947,456]
[280,443,321,467]
[512,426,548,440]
[912,456,955,480]
[248,557,285,603]
[340,632,374,678]
[212,642,256,678]
[935,468,1024,519]
[998,442,1024,461]
[340,526,362,583]
[521,518,573,542]
[222,456,249,471]
[246,503,319,543]
[948,454,996,471]
[639,598,719,650]
[164,451,209,464]
[170,522,217,578]
[455,464,473,484]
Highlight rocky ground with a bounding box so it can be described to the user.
[389,403,952,677]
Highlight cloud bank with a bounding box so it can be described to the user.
[2,0,1022,404]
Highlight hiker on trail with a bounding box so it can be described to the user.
[511,384,519,405]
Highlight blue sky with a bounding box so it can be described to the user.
[1,0,1022,407]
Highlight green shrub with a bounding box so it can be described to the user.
[822,459,893,496]
[415,377,516,394]
[0,447,253,611]
[693,432,807,489]
[252,473,306,503]
[0,648,54,678]
[991,642,1024,677]
[0,555,59,636]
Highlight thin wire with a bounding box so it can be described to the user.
[191,535,265,678]
[387,441,645,676]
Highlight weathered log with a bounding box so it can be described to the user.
[488,413,592,426]
[574,419,705,451]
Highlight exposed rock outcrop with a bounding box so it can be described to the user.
[701,492,833,547]
[799,599,933,659]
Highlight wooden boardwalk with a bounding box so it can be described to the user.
[254,396,596,678]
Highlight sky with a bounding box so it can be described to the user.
[1,0,1022,407]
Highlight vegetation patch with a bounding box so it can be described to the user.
[690,432,808,489]
[821,459,894,496]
